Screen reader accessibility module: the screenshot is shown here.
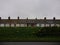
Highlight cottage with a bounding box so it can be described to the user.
[0,17,60,27]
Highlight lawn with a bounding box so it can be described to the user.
[0,27,60,42]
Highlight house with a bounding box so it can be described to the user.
[0,17,60,27]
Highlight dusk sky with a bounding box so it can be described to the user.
[0,0,60,19]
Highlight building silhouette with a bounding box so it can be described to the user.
[0,17,60,27]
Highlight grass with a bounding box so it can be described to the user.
[0,27,60,42]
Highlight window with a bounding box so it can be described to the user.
[5,24,10,27]
[36,24,39,27]
[56,24,60,27]
[16,24,20,27]
[51,24,54,27]
[20,24,25,27]
[0,24,4,27]
[41,24,45,27]
[46,24,49,27]
[11,24,14,27]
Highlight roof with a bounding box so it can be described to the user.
[0,19,60,24]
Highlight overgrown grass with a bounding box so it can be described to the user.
[0,27,60,42]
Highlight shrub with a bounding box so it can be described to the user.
[36,27,60,37]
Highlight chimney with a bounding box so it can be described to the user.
[53,17,55,20]
[0,17,1,20]
[8,16,10,20]
[44,17,46,20]
[17,16,19,20]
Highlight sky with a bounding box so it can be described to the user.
[0,0,60,19]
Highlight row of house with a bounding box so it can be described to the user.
[0,17,60,27]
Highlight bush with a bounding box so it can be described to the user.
[36,27,60,37]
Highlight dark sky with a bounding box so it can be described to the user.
[0,0,60,19]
